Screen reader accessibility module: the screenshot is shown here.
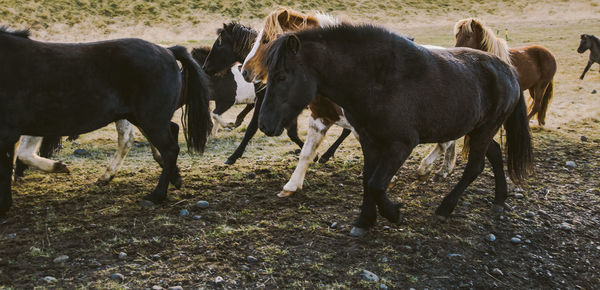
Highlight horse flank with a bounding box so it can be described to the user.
[454,18,512,65]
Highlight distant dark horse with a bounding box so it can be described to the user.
[454,18,557,126]
[259,24,533,236]
[0,28,212,216]
[578,34,600,80]
[203,22,350,167]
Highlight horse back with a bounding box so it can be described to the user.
[509,45,557,89]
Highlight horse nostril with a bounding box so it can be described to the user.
[242,70,248,78]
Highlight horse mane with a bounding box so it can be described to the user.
[191,46,211,64]
[262,7,338,41]
[454,18,512,65]
[0,26,30,39]
[219,22,257,57]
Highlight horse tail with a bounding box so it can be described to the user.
[39,136,62,158]
[537,80,554,125]
[504,91,534,184]
[168,45,213,153]
[461,136,470,160]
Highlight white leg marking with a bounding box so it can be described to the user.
[98,120,135,183]
[17,136,59,172]
[439,141,456,178]
[417,143,444,178]
[282,117,331,195]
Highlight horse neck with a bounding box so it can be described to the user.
[591,36,600,52]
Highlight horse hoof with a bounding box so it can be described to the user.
[224,158,236,165]
[350,226,369,237]
[53,162,70,174]
[435,214,448,222]
[139,200,156,207]
[277,190,294,198]
[491,204,504,213]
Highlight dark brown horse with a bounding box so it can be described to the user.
[454,18,557,126]
[578,34,600,80]
[259,24,533,236]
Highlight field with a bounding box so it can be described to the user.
[1,0,599,288]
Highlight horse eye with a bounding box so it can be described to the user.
[276,74,286,82]
[262,38,269,44]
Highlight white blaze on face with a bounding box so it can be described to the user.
[232,65,256,104]
[241,28,264,75]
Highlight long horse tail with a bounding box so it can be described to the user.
[168,45,213,153]
[504,91,534,184]
[537,80,554,125]
[39,136,62,158]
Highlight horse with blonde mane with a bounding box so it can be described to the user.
[454,18,557,126]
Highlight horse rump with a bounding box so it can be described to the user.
[168,45,213,153]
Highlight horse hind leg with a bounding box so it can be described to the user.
[97,120,135,185]
[1,136,19,216]
[527,84,549,125]
[485,140,508,213]
[417,143,445,181]
[436,141,456,180]
[17,136,69,174]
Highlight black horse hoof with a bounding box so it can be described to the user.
[172,176,182,189]
[434,206,452,220]
[491,203,504,213]
[350,226,369,237]
[380,203,403,224]
[53,162,70,174]
[224,158,236,165]
[318,155,331,164]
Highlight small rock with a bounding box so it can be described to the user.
[360,269,380,282]
[246,172,256,179]
[448,253,463,257]
[53,255,69,263]
[118,252,127,259]
[559,222,573,231]
[214,276,224,284]
[179,209,190,217]
[486,234,496,242]
[526,212,536,218]
[247,256,258,263]
[241,265,250,271]
[330,222,338,228]
[581,136,588,142]
[192,215,202,220]
[42,276,58,283]
[73,148,91,157]
[5,233,16,239]
[167,286,183,290]
[491,268,504,276]
[152,254,161,260]
[89,260,102,267]
[382,225,391,231]
[565,161,576,168]
[151,286,163,290]
[511,237,521,243]
[525,239,531,244]
[514,193,524,199]
[196,200,210,209]
[379,284,389,290]
[110,273,125,281]
[592,89,597,94]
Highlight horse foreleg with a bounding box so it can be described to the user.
[225,95,263,165]
[97,120,135,185]
[17,136,69,173]
[280,117,331,197]
[234,104,255,127]
[319,128,352,163]
[580,60,593,80]
[351,139,412,237]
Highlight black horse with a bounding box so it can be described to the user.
[203,22,351,165]
[0,27,212,216]
[578,34,600,80]
[259,24,533,236]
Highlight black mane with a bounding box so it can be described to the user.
[0,26,30,38]
[219,22,257,57]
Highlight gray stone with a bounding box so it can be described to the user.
[514,193,524,199]
[192,215,202,220]
[526,212,536,218]
[179,209,190,217]
[152,286,163,290]
[330,222,338,228]
[53,255,69,263]
[5,233,16,239]
[168,286,183,290]
[42,276,57,283]
[559,222,574,231]
[379,283,389,290]
[448,253,463,257]
[360,269,380,282]
[196,200,210,209]
[565,161,577,168]
[486,234,496,242]
[491,268,504,276]
[511,237,521,243]
[110,273,125,281]
[73,148,91,157]
[118,252,127,259]
[241,265,250,271]
[214,276,224,284]
[152,254,161,260]
[247,256,258,263]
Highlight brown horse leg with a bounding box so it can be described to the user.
[528,83,550,126]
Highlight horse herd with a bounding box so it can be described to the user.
[1,8,597,236]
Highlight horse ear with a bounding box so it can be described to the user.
[286,34,301,55]
[278,9,289,23]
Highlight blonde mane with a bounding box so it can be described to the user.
[454,18,512,65]
[262,7,338,41]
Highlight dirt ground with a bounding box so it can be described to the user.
[1,4,599,289]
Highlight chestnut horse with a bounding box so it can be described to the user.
[259,24,533,236]
[241,8,456,196]
[454,18,557,126]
